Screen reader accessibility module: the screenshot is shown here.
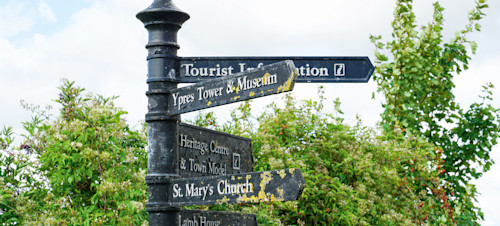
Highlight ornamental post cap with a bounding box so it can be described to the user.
[136,0,189,26]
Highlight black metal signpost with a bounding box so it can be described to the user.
[137,0,373,225]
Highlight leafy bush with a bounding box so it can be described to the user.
[371,0,499,223]
[1,79,485,225]
[1,79,148,225]
[193,89,453,225]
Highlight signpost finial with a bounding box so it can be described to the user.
[136,0,189,27]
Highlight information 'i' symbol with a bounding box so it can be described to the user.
[232,153,240,170]
[334,64,345,76]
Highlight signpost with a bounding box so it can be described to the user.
[137,0,373,225]
[168,60,297,115]
[179,123,253,178]
[179,56,374,83]
[168,169,305,206]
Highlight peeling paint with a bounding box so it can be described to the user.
[277,188,284,200]
[262,72,271,84]
[277,71,298,94]
[277,169,286,179]
[216,196,230,205]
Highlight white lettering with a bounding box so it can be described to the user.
[297,64,329,77]
[320,67,328,76]
[185,183,213,200]
[235,74,277,92]
[173,184,183,198]
[209,141,230,155]
[182,64,236,77]
[191,67,200,76]
[180,216,221,226]
[227,66,234,75]
[238,63,246,72]
[172,92,179,106]
[197,87,224,100]
[179,134,208,155]
[208,161,226,175]
[172,92,195,110]
[217,179,253,195]
[182,64,194,76]
[311,67,318,76]
[189,159,207,173]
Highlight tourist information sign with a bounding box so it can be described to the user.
[167,60,297,116]
[179,123,253,178]
[178,210,257,226]
[179,56,374,83]
[168,168,305,206]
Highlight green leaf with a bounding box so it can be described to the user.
[475,23,482,31]
[470,41,478,54]
[393,68,401,76]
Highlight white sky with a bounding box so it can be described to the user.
[0,0,499,224]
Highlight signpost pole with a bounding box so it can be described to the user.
[136,1,189,225]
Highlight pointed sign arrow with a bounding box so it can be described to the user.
[167,60,297,116]
[178,56,374,83]
[167,168,305,207]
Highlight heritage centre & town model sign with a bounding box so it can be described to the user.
[179,123,253,178]
[137,1,373,225]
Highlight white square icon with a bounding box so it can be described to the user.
[334,64,345,76]
[232,153,240,170]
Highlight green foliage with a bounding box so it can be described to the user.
[194,90,454,225]
[252,93,453,225]
[371,0,499,223]
[1,79,471,225]
[1,79,148,225]
[0,127,25,224]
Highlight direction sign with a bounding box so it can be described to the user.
[179,123,253,178]
[168,60,297,115]
[168,168,305,206]
[178,210,257,226]
[179,56,374,83]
